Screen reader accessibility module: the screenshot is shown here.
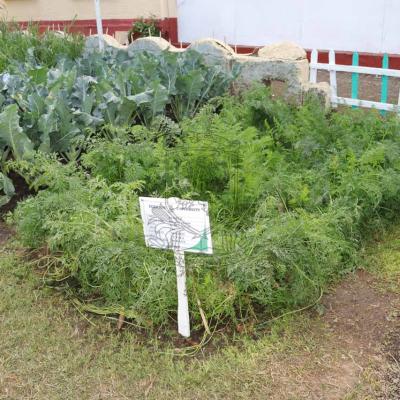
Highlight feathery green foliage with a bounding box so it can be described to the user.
[0,22,84,72]
[11,86,400,333]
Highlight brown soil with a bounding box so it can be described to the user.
[0,220,12,243]
[254,270,399,400]
[312,270,399,399]
[0,171,32,218]
[380,321,400,399]
[322,270,395,355]
[317,71,400,105]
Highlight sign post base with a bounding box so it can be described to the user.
[174,249,190,338]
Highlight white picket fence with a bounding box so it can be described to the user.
[309,49,400,112]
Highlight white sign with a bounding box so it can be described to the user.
[139,197,212,254]
[139,197,213,338]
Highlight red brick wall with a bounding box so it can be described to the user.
[19,17,178,42]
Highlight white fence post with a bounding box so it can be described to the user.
[398,87,400,108]
[329,50,338,108]
[310,49,318,83]
[94,0,104,51]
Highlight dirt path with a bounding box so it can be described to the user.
[307,270,399,399]
[247,270,399,400]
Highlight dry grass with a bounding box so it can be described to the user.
[0,224,399,399]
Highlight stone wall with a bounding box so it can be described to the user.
[86,36,331,106]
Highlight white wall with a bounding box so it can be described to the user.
[3,0,177,21]
[177,0,400,53]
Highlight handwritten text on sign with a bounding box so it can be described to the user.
[139,197,212,254]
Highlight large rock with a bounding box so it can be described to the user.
[86,34,125,51]
[258,42,307,61]
[188,39,235,70]
[302,82,332,109]
[233,54,310,102]
[127,37,177,55]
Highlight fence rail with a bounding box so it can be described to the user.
[309,49,400,112]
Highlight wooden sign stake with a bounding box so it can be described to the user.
[174,249,190,337]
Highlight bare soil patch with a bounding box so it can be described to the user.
[322,270,396,354]
[0,221,12,244]
[255,270,399,400]
[310,270,399,399]
[379,322,400,399]
[0,171,32,218]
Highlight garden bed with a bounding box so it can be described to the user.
[1,27,400,337]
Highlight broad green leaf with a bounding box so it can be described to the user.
[173,69,205,120]
[0,172,15,197]
[0,195,9,207]
[130,84,169,126]
[72,76,97,114]
[158,51,178,95]
[126,91,153,106]
[73,111,103,127]
[0,104,34,159]
[139,83,169,125]
[0,172,15,207]
[38,111,57,153]
[116,97,138,126]
[28,67,48,85]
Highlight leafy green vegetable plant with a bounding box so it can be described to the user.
[0,46,236,163]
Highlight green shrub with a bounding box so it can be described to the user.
[0,22,84,72]
[127,17,161,43]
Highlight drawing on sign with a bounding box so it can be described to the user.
[139,197,213,338]
[140,197,212,254]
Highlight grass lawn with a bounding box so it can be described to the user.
[0,225,399,400]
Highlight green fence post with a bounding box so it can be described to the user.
[351,52,359,108]
[380,54,389,116]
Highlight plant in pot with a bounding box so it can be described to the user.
[128,16,161,43]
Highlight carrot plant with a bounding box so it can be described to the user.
[9,85,400,335]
